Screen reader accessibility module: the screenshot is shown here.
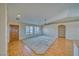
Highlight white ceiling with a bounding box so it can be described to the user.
[7,3,79,25]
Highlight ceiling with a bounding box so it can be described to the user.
[7,3,79,25]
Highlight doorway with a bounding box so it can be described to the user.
[9,25,19,42]
[58,25,65,38]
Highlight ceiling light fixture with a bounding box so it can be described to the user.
[16,14,21,20]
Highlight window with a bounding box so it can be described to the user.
[26,26,33,35]
[29,26,33,34]
[34,26,40,34]
[26,25,41,35]
[26,26,30,35]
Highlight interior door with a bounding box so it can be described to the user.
[58,25,65,38]
[9,25,19,42]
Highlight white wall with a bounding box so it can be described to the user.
[43,22,79,40]
[43,24,58,39]
[0,4,7,56]
[64,22,79,40]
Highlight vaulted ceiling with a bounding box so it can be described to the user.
[7,3,79,25]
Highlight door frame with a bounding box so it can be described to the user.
[9,24,19,42]
[58,25,66,38]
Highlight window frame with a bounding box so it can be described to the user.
[25,25,41,35]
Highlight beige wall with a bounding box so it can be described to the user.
[0,4,7,56]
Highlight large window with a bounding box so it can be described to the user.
[34,26,40,34]
[26,25,41,35]
[26,26,30,34]
[29,26,33,34]
[26,26,33,35]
